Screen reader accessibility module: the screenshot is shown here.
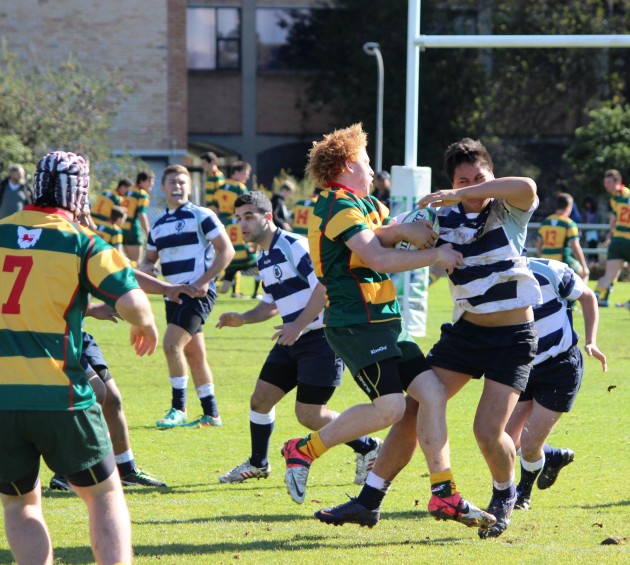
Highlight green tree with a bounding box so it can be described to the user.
[563,103,630,195]
[0,43,144,193]
[294,0,629,190]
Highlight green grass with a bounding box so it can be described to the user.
[1,279,629,564]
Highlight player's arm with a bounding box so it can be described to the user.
[535,234,543,257]
[114,288,159,356]
[374,220,437,249]
[271,282,326,346]
[346,228,462,274]
[418,177,537,212]
[192,230,235,292]
[133,269,198,302]
[138,248,159,277]
[138,212,150,237]
[569,238,590,280]
[577,286,607,371]
[216,300,279,329]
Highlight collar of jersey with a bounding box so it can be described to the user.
[327,183,357,194]
[25,204,74,221]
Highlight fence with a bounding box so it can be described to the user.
[526,222,610,256]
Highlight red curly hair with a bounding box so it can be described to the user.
[306,123,367,187]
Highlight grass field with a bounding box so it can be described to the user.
[1,278,628,564]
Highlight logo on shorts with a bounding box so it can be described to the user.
[355,373,372,395]
[17,227,42,249]
[370,345,387,355]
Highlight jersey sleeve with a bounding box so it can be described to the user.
[199,208,226,241]
[293,237,319,289]
[137,191,149,214]
[502,196,538,228]
[82,232,139,307]
[566,219,579,240]
[325,199,369,242]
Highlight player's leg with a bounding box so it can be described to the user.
[124,244,141,266]
[315,394,419,527]
[515,400,563,509]
[71,466,132,565]
[219,377,287,484]
[596,257,623,306]
[0,463,52,565]
[183,332,221,426]
[157,321,194,427]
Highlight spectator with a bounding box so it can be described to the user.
[0,164,32,219]
[271,180,295,231]
[372,170,391,209]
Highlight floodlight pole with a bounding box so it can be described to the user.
[363,42,384,173]
[405,0,630,166]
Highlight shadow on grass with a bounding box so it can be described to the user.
[2,534,464,565]
[578,499,630,510]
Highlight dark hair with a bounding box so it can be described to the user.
[604,169,622,183]
[136,170,155,184]
[117,177,134,189]
[110,205,126,223]
[556,192,573,210]
[583,195,597,210]
[232,161,251,174]
[234,190,272,214]
[200,151,218,163]
[444,138,494,184]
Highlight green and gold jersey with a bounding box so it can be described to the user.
[96,221,124,251]
[537,213,578,263]
[213,179,247,225]
[91,191,122,228]
[0,206,139,411]
[610,185,630,241]
[291,197,318,236]
[225,221,257,268]
[308,185,399,327]
[121,186,149,236]
[204,171,226,208]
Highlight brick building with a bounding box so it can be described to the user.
[1,0,335,191]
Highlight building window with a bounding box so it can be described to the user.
[256,8,319,71]
[187,7,240,70]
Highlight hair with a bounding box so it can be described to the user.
[136,170,155,184]
[604,169,622,184]
[161,164,190,186]
[8,164,24,175]
[117,177,133,189]
[556,192,573,210]
[583,195,597,210]
[280,180,295,192]
[306,123,367,187]
[110,205,126,223]
[32,151,90,212]
[234,190,273,214]
[444,138,494,184]
[232,161,251,174]
[200,151,218,163]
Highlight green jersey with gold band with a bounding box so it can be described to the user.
[537,213,579,263]
[204,171,226,208]
[308,185,400,327]
[0,206,139,411]
[610,185,630,241]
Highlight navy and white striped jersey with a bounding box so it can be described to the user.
[147,202,226,289]
[528,258,586,365]
[258,229,323,332]
[436,198,542,321]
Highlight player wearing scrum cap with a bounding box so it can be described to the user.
[0,151,158,564]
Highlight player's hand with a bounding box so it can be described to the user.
[87,302,121,323]
[272,322,302,346]
[216,312,245,328]
[164,284,197,304]
[402,220,438,249]
[129,323,158,356]
[417,189,463,209]
[192,282,210,296]
[435,243,463,274]
[585,343,607,372]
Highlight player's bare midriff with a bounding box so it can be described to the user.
[462,306,534,327]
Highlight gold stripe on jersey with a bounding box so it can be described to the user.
[86,246,130,289]
[359,280,398,304]
[0,356,69,386]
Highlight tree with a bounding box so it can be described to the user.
[0,43,144,192]
[563,104,630,196]
[293,0,629,189]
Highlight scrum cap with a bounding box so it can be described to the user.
[32,151,90,213]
